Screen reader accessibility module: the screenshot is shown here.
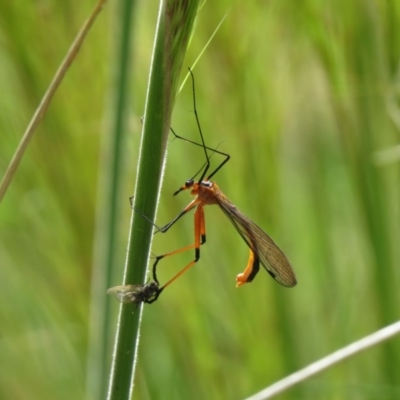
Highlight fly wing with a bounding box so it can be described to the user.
[107,285,142,303]
[215,196,297,287]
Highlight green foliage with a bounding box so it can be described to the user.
[1,1,400,399]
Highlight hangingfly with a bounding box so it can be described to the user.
[149,68,297,298]
[108,68,296,305]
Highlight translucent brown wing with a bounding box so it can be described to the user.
[214,195,297,287]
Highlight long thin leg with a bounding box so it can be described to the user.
[188,68,210,183]
[157,197,200,234]
[129,195,200,235]
[152,205,206,293]
[168,69,230,185]
[170,127,230,183]
[152,243,196,282]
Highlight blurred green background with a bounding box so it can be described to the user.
[1,1,400,399]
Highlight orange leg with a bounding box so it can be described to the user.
[153,205,206,292]
[235,249,260,287]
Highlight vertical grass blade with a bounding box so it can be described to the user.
[86,1,137,399]
[107,1,199,399]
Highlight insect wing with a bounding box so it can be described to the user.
[107,285,142,304]
[215,196,297,287]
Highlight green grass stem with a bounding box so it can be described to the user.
[107,1,199,399]
[86,1,137,399]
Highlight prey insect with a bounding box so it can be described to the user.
[152,69,297,298]
[107,281,161,305]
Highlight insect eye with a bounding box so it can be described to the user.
[201,181,212,188]
[185,179,194,188]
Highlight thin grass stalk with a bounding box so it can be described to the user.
[245,320,400,400]
[0,0,107,202]
[86,1,137,399]
[107,1,199,399]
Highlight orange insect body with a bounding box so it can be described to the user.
[171,178,297,288]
